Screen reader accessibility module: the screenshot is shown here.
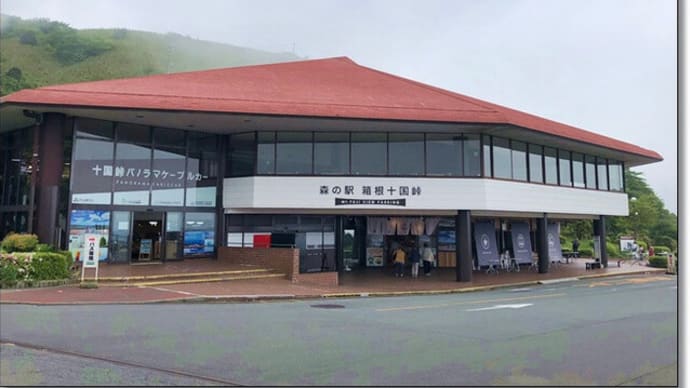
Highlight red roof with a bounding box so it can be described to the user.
[1,56,661,161]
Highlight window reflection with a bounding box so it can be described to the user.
[351,133,386,175]
[389,133,424,176]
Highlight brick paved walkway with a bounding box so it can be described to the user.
[0,258,663,305]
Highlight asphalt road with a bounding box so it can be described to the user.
[0,274,678,386]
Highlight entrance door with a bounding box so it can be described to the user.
[131,212,163,263]
[342,216,366,270]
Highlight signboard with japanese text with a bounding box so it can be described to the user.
[82,234,99,269]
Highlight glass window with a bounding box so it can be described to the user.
[1,128,33,207]
[597,158,608,190]
[71,138,114,205]
[314,132,349,175]
[257,132,275,174]
[528,144,543,183]
[351,133,387,175]
[544,147,558,185]
[492,137,511,179]
[154,127,185,148]
[482,135,492,177]
[187,132,218,207]
[74,118,113,140]
[276,132,313,175]
[608,162,623,191]
[110,211,130,263]
[183,212,215,256]
[389,133,424,175]
[572,153,585,188]
[585,155,597,189]
[116,123,150,145]
[113,142,151,206]
[558,150,571,186]
[511,141,527,181]
[463,134,481,177]
[165,212,183,259]
[426,133,462,176]
[151,146,185,206]
[228,132,256,177]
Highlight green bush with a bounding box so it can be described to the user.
[35,243,54,252]
[648,256,668,268]
[0,262,19,286]
[578,248,593,257]
[31,252,71,280]
[1,233,39,252]
[606,241,621,258]
[652,246,671,254]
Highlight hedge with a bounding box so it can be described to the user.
[578,248,593,257]
[0,251,73,287]
[652,246,671,254]
[1,233,38,252]
[648,256,668,268]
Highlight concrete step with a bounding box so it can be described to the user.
[98,268,285,286]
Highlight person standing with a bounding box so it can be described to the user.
[393,246,407,277]
[409,244,421,278]
[422,243,435,276]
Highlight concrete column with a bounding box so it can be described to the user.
[36,113,65,246]
[537,214,549,273]
[455,210,473,282]
[594,216,608,267]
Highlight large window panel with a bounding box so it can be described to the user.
[151,146,186,206]
[544,147,558,185]
[186,132,218,207]
[257,132,275,174]
[116,123,150,145]
[351,133,387,175]
[276,132,313,175]
[597,158,609,190]
[572,153,585,188]
[585,155,597,189]
[71,137,114,205]
[154,127,185,148]
[314,132,349,175]
[482,135,492,177]
[608,162,623,191]
[463,134,481,177]
[228,132,256,177]
[113,142,151,206]
[492,137,511,179]
[558,150,571,187]
[511,141,527,181]
[528,144,543,183]
[74,118,113,140]
[389,133,424,175]
[426,133,462,176]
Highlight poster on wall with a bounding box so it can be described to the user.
[366,234,384,266]
[437,229,456,251]
[510,222,533,264]
[69,210,110,262]
[183,230,215,255]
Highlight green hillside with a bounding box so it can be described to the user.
[0,14,302,95]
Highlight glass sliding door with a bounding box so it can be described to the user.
[111,211,131,263]
[165,212,183,259]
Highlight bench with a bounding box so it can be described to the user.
[585,261,601,270]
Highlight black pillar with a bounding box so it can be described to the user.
[335,215,344,272]
[537,214,549,273]
[36,113,65,246]
[594,216,608,267]
[455,210,473,282]
[215,135,226,259]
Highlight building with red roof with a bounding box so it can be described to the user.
[0,57,662,282]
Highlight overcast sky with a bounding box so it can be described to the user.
[2,0,678,213]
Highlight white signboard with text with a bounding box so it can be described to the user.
[80,234,100,282]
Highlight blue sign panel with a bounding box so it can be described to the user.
[510,222,533,264]
[473,221,498,267]
[547,223,562,260]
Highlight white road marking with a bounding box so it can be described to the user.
[466,303,533,311]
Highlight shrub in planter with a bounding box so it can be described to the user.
[35,243,54,252]
[606,241,621,258]
[0,252,33,286]
[648,256,668,268]
[1,233,39,252]
[652,246,671,254]
[31,252,71,281]
[0,261,19,286]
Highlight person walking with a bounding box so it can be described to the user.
[422,243,435,276]
[409,244,421,278]
[393,245,407,277]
